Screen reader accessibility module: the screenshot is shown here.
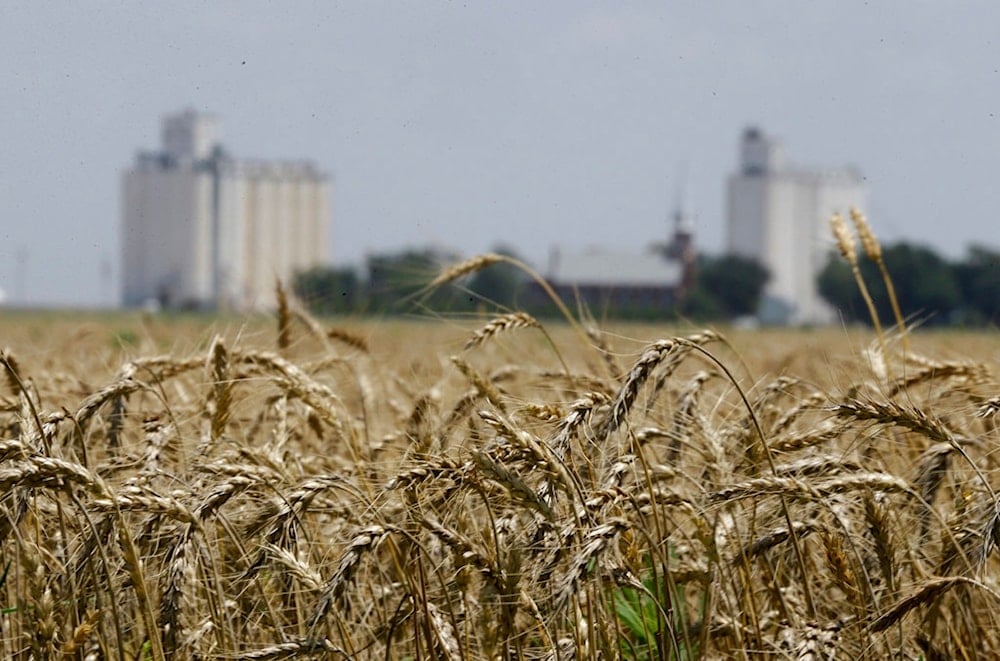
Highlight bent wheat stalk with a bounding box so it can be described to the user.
[868,576,1000,632]
[416,252,592,352]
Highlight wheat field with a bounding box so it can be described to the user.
[0,300,997,660]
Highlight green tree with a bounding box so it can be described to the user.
[817,252,861,321]
[953,245,1000,325]
[366,248,475,313]
[819,242,962,326]
[466,245,528,309]
[293,266,360,315]
[690,254,769,318]
[680,284,726,321]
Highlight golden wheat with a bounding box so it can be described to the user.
[0,302,995,659]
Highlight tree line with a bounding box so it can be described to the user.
[293,241,998,326]
[818,243,1000,327]
[293,247,770,321]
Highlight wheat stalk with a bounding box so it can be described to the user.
[863,493,897,594]
[464,312,541,351]
[159,474,259,656]
[326,326,370,352]
[735,521,817,562]
[831,212,887,361]
[868,576,989,632]
[451,355,507,412]
[207,335,232,442]
[308,524,391,628]
[601,339,676,439]
[420,517,503,586]
[426,253,506,290]
[975,396,1000,418]
[419,252,594,352]
[832,398,953,444]
[553,518,629,612]
[851,206,909,351]
[241,639,348,660]
[275,279,292,351]
[710,472,912,504]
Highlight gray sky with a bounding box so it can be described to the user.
[2,2,998,307]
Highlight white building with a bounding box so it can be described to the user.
[726,127,867,324]
[122,109,330,310]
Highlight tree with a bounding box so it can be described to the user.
[293,266,360,315]
[817,252,861,322]
[689,254,770,318]
[366,248,475,313]
[680,284,726,321]
[466,245,528,309]
[818,242,961,326]
[953,245,1000,325]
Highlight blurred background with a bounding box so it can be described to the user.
[1,2,997,322]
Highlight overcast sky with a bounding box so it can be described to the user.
[1,2,998,307]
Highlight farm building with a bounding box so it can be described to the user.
[528,206,695,318]
[121,109,330,310]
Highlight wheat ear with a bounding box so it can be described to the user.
[868,576,996,632]
[275,278,292,351]
[831,212,887,361]
[464,311,541,350]
[418,252,593,352]
[851,206,909,351]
